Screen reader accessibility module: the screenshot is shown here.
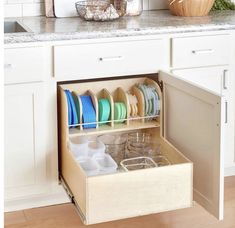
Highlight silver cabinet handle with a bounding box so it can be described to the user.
[192,49,214,54]
[223,69,228,90]
[4,63,13,69]
[99,56,123,62]
[225,101,228,124]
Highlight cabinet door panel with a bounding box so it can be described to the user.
[159,71,225,220]
[4,83,47,199]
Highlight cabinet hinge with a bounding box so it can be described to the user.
[158,80,163,92]
[156,74,163,92]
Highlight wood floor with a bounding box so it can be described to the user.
[5,176,235,228]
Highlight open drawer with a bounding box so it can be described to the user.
[58,71,225,224]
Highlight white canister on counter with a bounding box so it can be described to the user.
[126,0,143,16]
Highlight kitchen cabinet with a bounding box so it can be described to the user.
[170,33,234,176]
[4,46,68,211]
[4,83,47,200]
[4,30,235,215]
[58,72,225,224]
[171,67,234,176]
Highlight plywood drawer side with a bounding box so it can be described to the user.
[171,35,230,69]
[54,39,169,81]
[4,47,46,84]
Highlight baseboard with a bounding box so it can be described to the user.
[225,165,235,177]
[4,185,70,212]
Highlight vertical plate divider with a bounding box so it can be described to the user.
[132,86,145,123]
[60,87,70,136]
[145,78,162,125]
[77,95,83,130]
[72,91,83,130]
[113,87,130,126]
[97,88,114,127]
[87,90,99,129]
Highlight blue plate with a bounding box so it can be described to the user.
[65,90,72,126]
[80,95,96,129]
[67,90,79,127]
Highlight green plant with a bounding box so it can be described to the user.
[212,0,235,10]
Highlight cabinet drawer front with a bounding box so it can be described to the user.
[4,47,45,84]
[172,66,229,95]
[54,39,169,81]
[171,35,230,68]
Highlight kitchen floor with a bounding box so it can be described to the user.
[5,176,235,228]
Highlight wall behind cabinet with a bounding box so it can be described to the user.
[4,0,45,17]
[4,0,168,17]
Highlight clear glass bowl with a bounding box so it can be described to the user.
[126,132,151,157]
[98,134,127,165]
[75,0,120,21]
[126,142,161,158]
[127,132,151,145]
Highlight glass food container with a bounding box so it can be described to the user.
[98,134,127,165]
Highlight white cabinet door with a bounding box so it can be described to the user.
[172,67,234,173]
[159,71,225,220]
[4,83,47,200]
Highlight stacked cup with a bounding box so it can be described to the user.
[69,136,118,176]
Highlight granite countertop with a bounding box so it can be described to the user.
[4,10,235,44]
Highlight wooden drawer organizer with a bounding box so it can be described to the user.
[58,75,193,225]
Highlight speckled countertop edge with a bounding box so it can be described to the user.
[4,10,235,44]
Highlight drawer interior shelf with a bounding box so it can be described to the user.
[69,119,160,137]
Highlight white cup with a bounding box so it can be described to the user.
[88,140,105,157]
[69,136,89,158]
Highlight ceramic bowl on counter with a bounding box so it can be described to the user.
[168,0,215,17]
